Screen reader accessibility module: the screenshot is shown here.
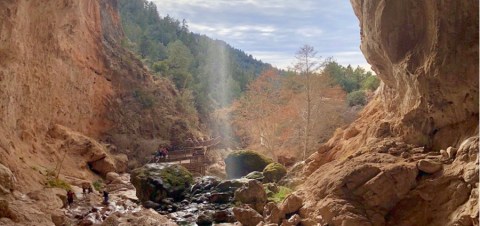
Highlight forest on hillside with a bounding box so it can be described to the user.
[118,0,272,123]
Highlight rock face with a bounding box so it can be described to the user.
[130,163,193,203]
[297,0,479,225]
[0,163,14,194]
[48,124,127,177]
[225,150,273,179]
[350,0,479,150]
[0,0,198,193]
[0,0,196,225]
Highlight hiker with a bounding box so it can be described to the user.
[81,182,91,196]
[67,190,74,207]
[154,146,166,162]
[161,147,169,159]
[103,190,109,204]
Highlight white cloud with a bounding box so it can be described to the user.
[150,0,371,71]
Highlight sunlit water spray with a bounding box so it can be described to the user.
[205,41,234,146]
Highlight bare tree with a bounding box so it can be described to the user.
[295,45,321,160]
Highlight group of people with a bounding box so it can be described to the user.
[154,146,169,162]
[65,184,110,208]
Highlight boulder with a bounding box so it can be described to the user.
[208,192,231,204]
[191,176,222,194]
[225,150,273,179]
[281,214,301,226]
[50,211,65,226]
[244,171,265,181]
[234,180,267,213]
[196,211,213,226]
[0,163,14,194]
[263,163,287,183]
[105,172,120,183]
[130,163,193,203]
[215,178,250,192]
[102,205,177,226]
[264,202,283,224]
[113,154,129,173]
[417,159,443,174]
[280,194,303,216]
[233,206,264,226]
[212,210,235,223]
[89,157,116,177]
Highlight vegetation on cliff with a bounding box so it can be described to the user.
[118,0,272,121]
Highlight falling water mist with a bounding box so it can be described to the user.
[204,41,235,147]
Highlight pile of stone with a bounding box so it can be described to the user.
[232,180,306,226]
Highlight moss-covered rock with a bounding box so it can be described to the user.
[224,150,273,179]
[130,163,193,203]
[263,163,287,183]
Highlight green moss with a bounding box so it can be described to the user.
[263,162,287,183]
[266,186,292,203]
[225,150,274,178]
[131,164,194,202]
[158,165,193,188]
[93,179,104,191]
[46,178,71,190]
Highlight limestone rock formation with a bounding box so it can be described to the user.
[225,150,274,179]
[297,0,479,225]
[130,163,193,203]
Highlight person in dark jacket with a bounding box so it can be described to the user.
[67,190,74,207]
[103,190,109,204]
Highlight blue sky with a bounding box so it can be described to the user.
[151,0,370,71]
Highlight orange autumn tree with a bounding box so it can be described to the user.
[232,66,357,162]
[232,69,297,159]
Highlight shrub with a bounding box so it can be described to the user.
[347,90,367,106]
[133,90,154,109]
[93,179,104,191]
[265,185,292,203]
[46,178,71,190]
[362,76,380,91]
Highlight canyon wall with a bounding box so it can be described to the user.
[297,0,479,225]
[0,0,196,191]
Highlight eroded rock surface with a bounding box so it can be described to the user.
[297,0,479,225]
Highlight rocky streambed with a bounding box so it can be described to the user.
[130,162,309,226]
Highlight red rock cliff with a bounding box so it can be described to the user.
[297,1,479,225]
[0,0,196,191]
